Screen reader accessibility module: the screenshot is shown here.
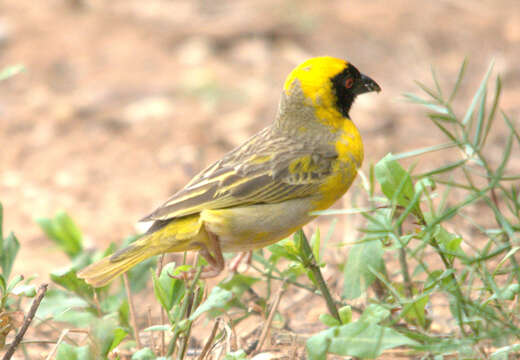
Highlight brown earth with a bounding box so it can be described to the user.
[1,0,519,358]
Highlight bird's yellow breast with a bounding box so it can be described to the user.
[314,119,363,210]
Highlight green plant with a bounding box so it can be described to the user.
[0,203,39,351]
[307,60,520,359]
[4,59,518,359]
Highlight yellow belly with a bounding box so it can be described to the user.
[200,198,316,252]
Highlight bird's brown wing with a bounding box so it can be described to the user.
[141,128,337,222]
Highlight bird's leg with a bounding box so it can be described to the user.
[170,228,225,280]
[198,229,225,279]
[229,251,252,273]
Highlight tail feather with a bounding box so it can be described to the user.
[78,242,159,287]
[78,214,204,287]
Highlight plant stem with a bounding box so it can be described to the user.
[157,254,166,356]
[256,283,285,352]
[167,266,202,356]
[297,229,341,322]
[397,224,413,298]
[124,273,142,349]
[3,284,48,360]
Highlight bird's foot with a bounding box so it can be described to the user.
[170,228,225,280]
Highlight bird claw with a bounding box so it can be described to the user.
[169,229,225,281]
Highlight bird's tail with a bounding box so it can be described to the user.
[77,240,158,287]
[78,214,203,287]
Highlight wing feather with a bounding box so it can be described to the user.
[141,128,337,222]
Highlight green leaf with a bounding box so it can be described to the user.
[37,289,89,319]
[359,304,391,324]
[118,299,130,329]
[403,93,448,114]
[0,65,24,81]
[131,347,156,360]
[268,242,300,262]
[218,273,259,298]
[392,143,456,161]
[307,321,418,360]
[56,343,79,360]
[374,154,417,212]
[343,239,384,300]
[488,284,520,302]
[6,274,24,293]
[401,294,430,328]
[56,212,83,255]
[319,313,341,327]
[56,343,92,360]
[56,309,98,327]
[490,343,520,360]
[311,229,321,262]
[0,274,5,295]
[36,212,83,259]
[108,327,128,353]
[152,262,185,311]
[51,266,93,300]
[223,350,248,360]
[0,232,20,280]
[449,58,468,101]
[414,177,435,195]
[90,317,126,357]
[473,81,487,147]
[36,289,97,326]
[189,286,233,320]
[11,284,36,297]
[142,324,171,332]
[412,337,474,355]
[433,225,463,262]
[424,269,457,293]
[462,60,494,126]
[338,305,352,324]
[480,75,502,148]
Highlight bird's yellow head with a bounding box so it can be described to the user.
[283,56,380,128]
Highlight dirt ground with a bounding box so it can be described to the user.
[1,0,520,358]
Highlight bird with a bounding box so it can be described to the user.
[78,56,381,287]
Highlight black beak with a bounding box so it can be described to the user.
[353,73,381,95]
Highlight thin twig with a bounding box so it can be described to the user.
[290,334,298,360]
[222,314,238,352]
[123,273,142,349]
[37,317,79,346]
[198,318,221,360]
[93,291,102,317]
[45,329,90,360]
[157,254,166,356]
[147,306,156,354]
[45,329,69,360]
[255,283,285,353]
[8,340,56,345]
[2,283,48,360]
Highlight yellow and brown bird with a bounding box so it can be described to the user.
[78,56,380,287]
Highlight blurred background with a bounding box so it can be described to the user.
[1,0,519,281]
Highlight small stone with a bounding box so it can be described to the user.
[123,97,174,123]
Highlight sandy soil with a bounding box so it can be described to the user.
[1,0,519,358]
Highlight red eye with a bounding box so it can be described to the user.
[345,78,354,89]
